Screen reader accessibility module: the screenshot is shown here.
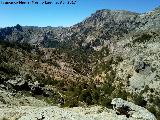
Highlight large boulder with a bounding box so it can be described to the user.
[30,81,44,95]
[6,77,30,91]
[133,57,146,73]
[111,98,156,120]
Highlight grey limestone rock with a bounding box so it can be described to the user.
[111,98,157,120]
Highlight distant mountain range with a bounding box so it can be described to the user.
[0,7,160,48]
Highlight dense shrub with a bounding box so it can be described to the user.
[0,40,33,52]
[0,62,19,75]
[148,106,157,116]
[133,34,152,44]
[47,78,127,108]
[102,82,115,95]
[148,106,160,119]
[132,94,147,107]
[99,96,112,109]
[79,89,93,105]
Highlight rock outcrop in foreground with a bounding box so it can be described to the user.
[0,93,156,120]
[111,98,156,120]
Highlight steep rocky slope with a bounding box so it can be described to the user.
[0,90,156,120]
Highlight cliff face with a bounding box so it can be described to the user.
[0,7,160,120]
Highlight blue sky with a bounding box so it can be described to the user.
[0,0,159,27]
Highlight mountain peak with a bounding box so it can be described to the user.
[155,6,160,10]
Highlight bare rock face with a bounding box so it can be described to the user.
[111,98,157,120]
[133,57,146,73]
[0,106,125,120]
[0,97,156,120]
[6,77,30,91]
